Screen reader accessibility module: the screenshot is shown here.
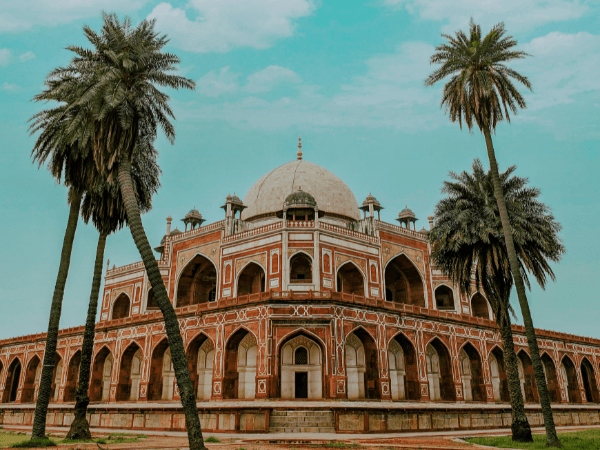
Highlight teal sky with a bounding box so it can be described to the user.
[0,0,598,340]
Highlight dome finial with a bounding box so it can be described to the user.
[297,135,303,160]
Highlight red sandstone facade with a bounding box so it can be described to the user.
[1,153,599,433]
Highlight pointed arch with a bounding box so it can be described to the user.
[336,260,366,297]
[21,355,42,403]
[289,251,313,284]
[186,332,214,400]
[90,346,113,402]
[470,292,492,320]
[541,352,560,403]
[2,357,22,403]
[388,331,419,401]
[279,331,324,399]
[175,253,218,307]
[64,350,82,402]
[235,261,266,296]
[458,342,485,402]
[561,354,581,403]
[346,327,379,399]
[489,346,510,402]
[581,357,599,403]
[517,349,538,403]
[116,342,143,401]
[111,292,131,320]
[425,337,455,401]
[434,284,455,310]
[383,253,426,307]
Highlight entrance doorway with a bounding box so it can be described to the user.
[295,372,308,399]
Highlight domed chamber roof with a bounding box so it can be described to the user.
[241,160,360,221]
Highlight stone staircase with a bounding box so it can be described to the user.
[269,410,336,433]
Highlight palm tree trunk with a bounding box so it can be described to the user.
[65,232,107,440]
[483,128,562,447]
[31,189,82,440]
[117,156,206,450]
[497,306,533,442]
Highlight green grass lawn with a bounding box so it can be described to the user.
[466,429,600,449]
[0,432,33,447]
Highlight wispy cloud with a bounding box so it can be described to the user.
[0,0,147,33]
[147,0,315,53]
[19,51,36,62]
[197,66,241,97]
[2,82,21,92]
[383,0,590,32]
[0,48,11,66]
[245,66,302,93]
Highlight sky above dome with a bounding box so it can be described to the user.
[0,0,598,340]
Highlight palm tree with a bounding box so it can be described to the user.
[34,13,205,449]
[425,20,562,447]
[65,142,161,440]
[429,160,564,442]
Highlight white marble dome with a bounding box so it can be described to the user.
[241,160,361,221]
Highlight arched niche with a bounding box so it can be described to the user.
[388,333,419,401]
[434,285,455,310]
[471,293,491,319]
[2,358,21,403]
[116,343,143,401]
[384,254,425,307]
[51,355,63,402]
[280,334,323,399]
[581,358,599,403]
[237,262,265,296]
[426,339,455,401]
[112,293,131,320]
[517,350,538,403]
[90,347,113,402]
[21,356,41,403]
[337,262,365,297]
[186,333,214,400]
[459,343,485,402]
[223,329,257,399]
[146,288,159,311]
[489,347,510,402]
[148,339,175,401]
[541,353,560,403]
[289,252,313,284]
[64,350,81,402]
[346,328,379,399]
[176,255,217,307]
[561,356,581,403]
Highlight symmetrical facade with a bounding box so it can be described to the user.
[1,145,600,432]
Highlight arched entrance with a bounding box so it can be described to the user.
[280,334,322,399]
[3,358,21,403]
[148,339,175,401]
[471,293,490,319]
[345,329,379,399]
[90,347,113,402]
[337,262,365,296]
[581,358,599,403]
[434,285,455,310]
[561,356,580,403]
[186,333,214,400]
[541,353,560,403]
[426,339,454,401]
[384,255,425,306]
[489,348,510,402]
[517,350,538,403]
[176,255,217,307]
[237,263,265,296]
[146,288,159,310]
[112,294,130,320]
[459,343,485,402]
[21,356,42,403]
[64,350,81,402]
[388,333,419,400]
[289,253,313,284]
[223,329,257,399]
[116,344,143,401]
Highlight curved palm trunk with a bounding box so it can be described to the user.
[32,190,82,440]
[66,233,107,440]
[483,129,562,447]
[117,157,207,450]
[496,307,533,442]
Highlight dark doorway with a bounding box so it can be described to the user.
[295,372,308,399]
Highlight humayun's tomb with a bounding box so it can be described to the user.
[1,140,600,434]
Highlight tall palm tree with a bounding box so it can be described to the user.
[34,13,205,449]
[429,160,564,442]
[66,142,161,440]
[425,20,562,447]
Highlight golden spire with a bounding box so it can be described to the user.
[297,135,303,160]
